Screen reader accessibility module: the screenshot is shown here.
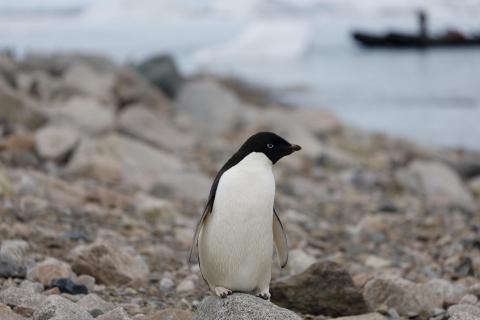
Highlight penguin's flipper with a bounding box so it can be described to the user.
[273,208,288,268]
[188,203,212,264]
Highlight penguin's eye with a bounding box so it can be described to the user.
[267,144,274,149]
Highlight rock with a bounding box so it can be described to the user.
[97,307,131,320]
[117,105,193,152]
[0,79,47,130]
[76,275,96,293]
[332,313,386,320]
[176,279,195,294]
[0,286,45,311]
[150,170,211,202]
[34,125,79,161]
[137,54,182,98]
[0,240,28,278]
[113,67,171,110]
[396,160,475,210]
[33,294,94,320]
[175,79,245,135]
[448,304,480,319]
[67,133,189,191]
[363,277,445,316]
[460,294,478,305]
[70,238,149,288]
[0,303,25,320]
[193,293,301,320]
[285,249,316,275]
[77,294,114,315]
[425,279,467,305]
[270,260,367,316]
[57,96,115,135]
[0,240,29,259]
[51,278,88,295]
[146,308,192,320]
[364,256,392,269]
[63,62,115,103]
[27,257,74,286]
[0,254,26,278]
[159,277,175,291]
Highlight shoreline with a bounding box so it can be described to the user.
[1,51,479,319]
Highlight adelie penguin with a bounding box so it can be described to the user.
[189,132,301,299]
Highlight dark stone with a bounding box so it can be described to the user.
[51,278,89,295]
[270,260,368,317]
[89,308,104,318]
[0,254,26,278]
[137,54,182,98]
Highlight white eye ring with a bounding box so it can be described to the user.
[267,144,274,149]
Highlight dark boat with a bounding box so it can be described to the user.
[352,10,480,49]
[352,31,480,48]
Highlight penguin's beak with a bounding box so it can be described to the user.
[289,144,301,152]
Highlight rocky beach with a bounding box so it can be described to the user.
[1,51,480,320]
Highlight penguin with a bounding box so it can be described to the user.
[189,132,301,299]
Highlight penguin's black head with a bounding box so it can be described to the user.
[239,132,301,164]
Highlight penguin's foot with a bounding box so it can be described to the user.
[214,286,233,298]
[257,290,271,300]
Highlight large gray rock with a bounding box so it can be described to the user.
[448,304,480,320]
[117,104,194,152]
[0,79,47,130]
[137,54,182,98]
[175,79,245,135]
[62,62,116,103]
[56,97,115,135]
[70,238,149,288]
[193,293,301,320]
[0,286,45,311]
[0,240,29,278]
[34,125,79,161]
[396,160,475,210]
[33,295,94,320]
[363,277,445,316]
[270,261,367,317]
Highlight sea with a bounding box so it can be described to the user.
[1,0,480,150]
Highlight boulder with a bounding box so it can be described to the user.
[62,62,115,103]
[193,293,301,320]
[0,286,45,312]
[97,307,131,320]
[363,277,445,316]
[285,249,316,275]
[0,303,25,320]
[68,133,187,190]
[175,79,245,135]
[396,160,475,210]
[113,68,171,110]
[147,308,192,320]
[117,105,193,152]
[33,295,94,320]
[448,304,480,319]
[0,240,29,278]
[137,54,182,98]
[56,97,115,135]
[70,238,149,288]
[77,294,114,315]
[26,257,74,286]
[0,79,47,130]
[34,125,79,161]
[270,261,367,316]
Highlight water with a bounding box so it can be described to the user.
[1,0,480,149]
